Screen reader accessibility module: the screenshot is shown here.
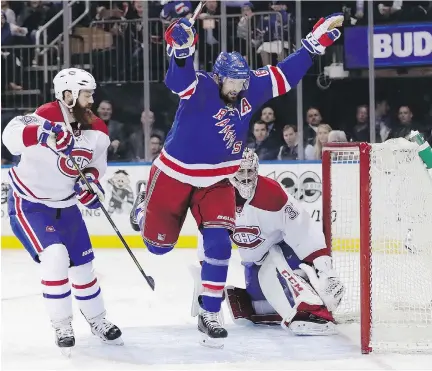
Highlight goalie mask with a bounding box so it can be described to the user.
[230,149,259,199]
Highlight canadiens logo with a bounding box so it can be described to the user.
[231,226,265,249]
[58,148,93,178]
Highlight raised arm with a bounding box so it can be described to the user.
[164,17,199,99]
[250,13,344,108]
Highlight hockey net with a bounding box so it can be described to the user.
[322,139,432,353]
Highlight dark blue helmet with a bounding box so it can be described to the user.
[213,52,250,90]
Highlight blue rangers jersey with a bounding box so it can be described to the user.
[154,47,313,187]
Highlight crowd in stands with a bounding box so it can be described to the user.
[247,102,432,161]
[2,1,432,164]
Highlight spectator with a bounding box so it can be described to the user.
[197,0,220,71]
[1,1,16,24]
[235,2,256,59]
[1,11,26,91]
[247,120,279,160]
[376,98,391,142]
[260,106,281,145]
[17,1,54,43]
[256,1,290,66]
[305,123,332,160]
[350,105,370,142]
[129,109,165,161]
[376,1,403,22]
[278,125,299,160]
[388,105,417,139]
[149,134,163,162]
[97,100,130,162]
[328,130,348,143]
[305,107,323,145]
[160,1,192,22]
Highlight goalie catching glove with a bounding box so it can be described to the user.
[74,175,105,209]
[299,256,345,312]
[164,18,198,59]
[301,13,343,55]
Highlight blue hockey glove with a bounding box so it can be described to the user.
[165,18,197,59]
[74,176,105,209]
[301,13,344,55]
[38,120,75,156]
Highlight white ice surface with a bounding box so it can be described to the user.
[2,249,432,370]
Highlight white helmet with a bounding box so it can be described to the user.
[53,68,96,108]
[230,148,259,199]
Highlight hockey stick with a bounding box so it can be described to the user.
[189,1,207,26]
[69,156,155,291]
[57,105,155,291]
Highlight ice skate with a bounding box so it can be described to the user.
[130,184,146,232]
[198,309,227,349]
[52,319,75,357]
[87,313,123,345]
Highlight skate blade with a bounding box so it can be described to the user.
[99,336,124,346]
[287,321,338,336]
[199,333,224,349]
[59,347,72,357]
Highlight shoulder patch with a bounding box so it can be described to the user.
[18,115,39,125]
[252,68,269,77]
[250,175,288,212]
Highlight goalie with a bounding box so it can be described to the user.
[198,149,345,335]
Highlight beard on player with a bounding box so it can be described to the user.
[71,100,94,129]
[220,90,242,104]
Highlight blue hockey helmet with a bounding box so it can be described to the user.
[213,52,250,91]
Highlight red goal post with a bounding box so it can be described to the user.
[322,141,432,354]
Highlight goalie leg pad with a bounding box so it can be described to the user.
[225,286,254,324]
[225,285,283,325]
[244,262,267,301]
[258,252,298,324]
[286,311,337,336]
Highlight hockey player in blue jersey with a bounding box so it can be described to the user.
[130,12,344,347]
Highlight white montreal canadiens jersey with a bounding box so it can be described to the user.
[2,101,110,208]
[231,176,327,264]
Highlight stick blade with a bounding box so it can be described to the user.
[146,275,155,291]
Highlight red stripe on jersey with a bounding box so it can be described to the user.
[22,125,39,147]
[269,66,288,96]
[72,278,97,290]
[159,152,239,177]
[42,278,69,286]
[203,283,225,291]
[14,194,44,253]
[180,86,196,99]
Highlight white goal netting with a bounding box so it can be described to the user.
[326,139,432,352]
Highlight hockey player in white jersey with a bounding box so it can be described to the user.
[2,68,123,354]
[197,149,345,335]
